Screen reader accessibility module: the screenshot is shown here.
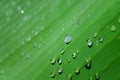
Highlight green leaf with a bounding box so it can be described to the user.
[0,0,120,80]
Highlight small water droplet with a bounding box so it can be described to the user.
[76,50,79,54]
[75,67,80,75]
[67,59,71,63]
[67,74,72,80]
[72,53,77,59]
[57,58,62,65]
[50,58,56,65]
[64,35,72,44]
[99,37,103,43]
[62,28,65,31]
[26,36,31,42]
[118,18,120,22]
[61,48,65,55]
[21,52,25,56]
[87,39,93,48]
[50,71,56,78]
[26,54,30,59]
[58,67,63,75]
[33,42,37,47]
[89,77,93,80]
[110,25,116,32]
[95,73,100,80]
[0,70,4,74]
[94,32,98,38]
[40,26,45,31]
[85,57,91,70]
[20,10,24,14]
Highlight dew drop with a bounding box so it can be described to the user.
[57,58,62,65]
[110,25,116,32]
[67,74,72,80]
[85,57,91,70]
[99,37,103,43]
[26,54,30,59]
[58,67,63,75]
[33,42,37,47]
[26,36,31,42]
[50,58,56,65]
[94,32,98,38]
[64,35,72,44]
[87,39,93,48]
[89,77,93,80]
[20,10,24,14]
[50,71,56,78]
[72,52,77,59]
[0,70,4,74]
[95,73,100,80]
[67,59,71,63]
[61,48,65,55]
[75,67,80,75]
[118,18,120,23]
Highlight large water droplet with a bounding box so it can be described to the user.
[87,39,93,48]
[110,25,116,32]
[72,52,77,59]
[99,37,103,43]
[95,73,100,80]
[64,35,72,44]
[50,71,56,78]
[50,58,56,65]
[75,67,80,75]
[85,57,91,70]
[58,67,63,75]
[57,58,62,65]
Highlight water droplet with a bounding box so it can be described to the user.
[62,28,65,31]
[0,70,4,74]
[67,59,71,63]
[85,57,91,70]
[110,25,116,32]
[94,32,98,38]
[50,71,56,78]
[57,58,62,65]
[99,37,103,43]
[67,74,72,80]
[26,54,30,59]
[118,18,120,22]
[20,10,24,14]
[33,42,37,47]
[76,50,79,54]
[89,77,93,80]
[64,35,72,44]
[21,52,25,56]
[72,52,77,59]
[61,48,65,55]
[87,39,93,48]
[40,26,45,31]
[75,67,80,75]
[95,73,100,80]
[50,58,56,65]
[26,36,31,42]
[58,67,63,75]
